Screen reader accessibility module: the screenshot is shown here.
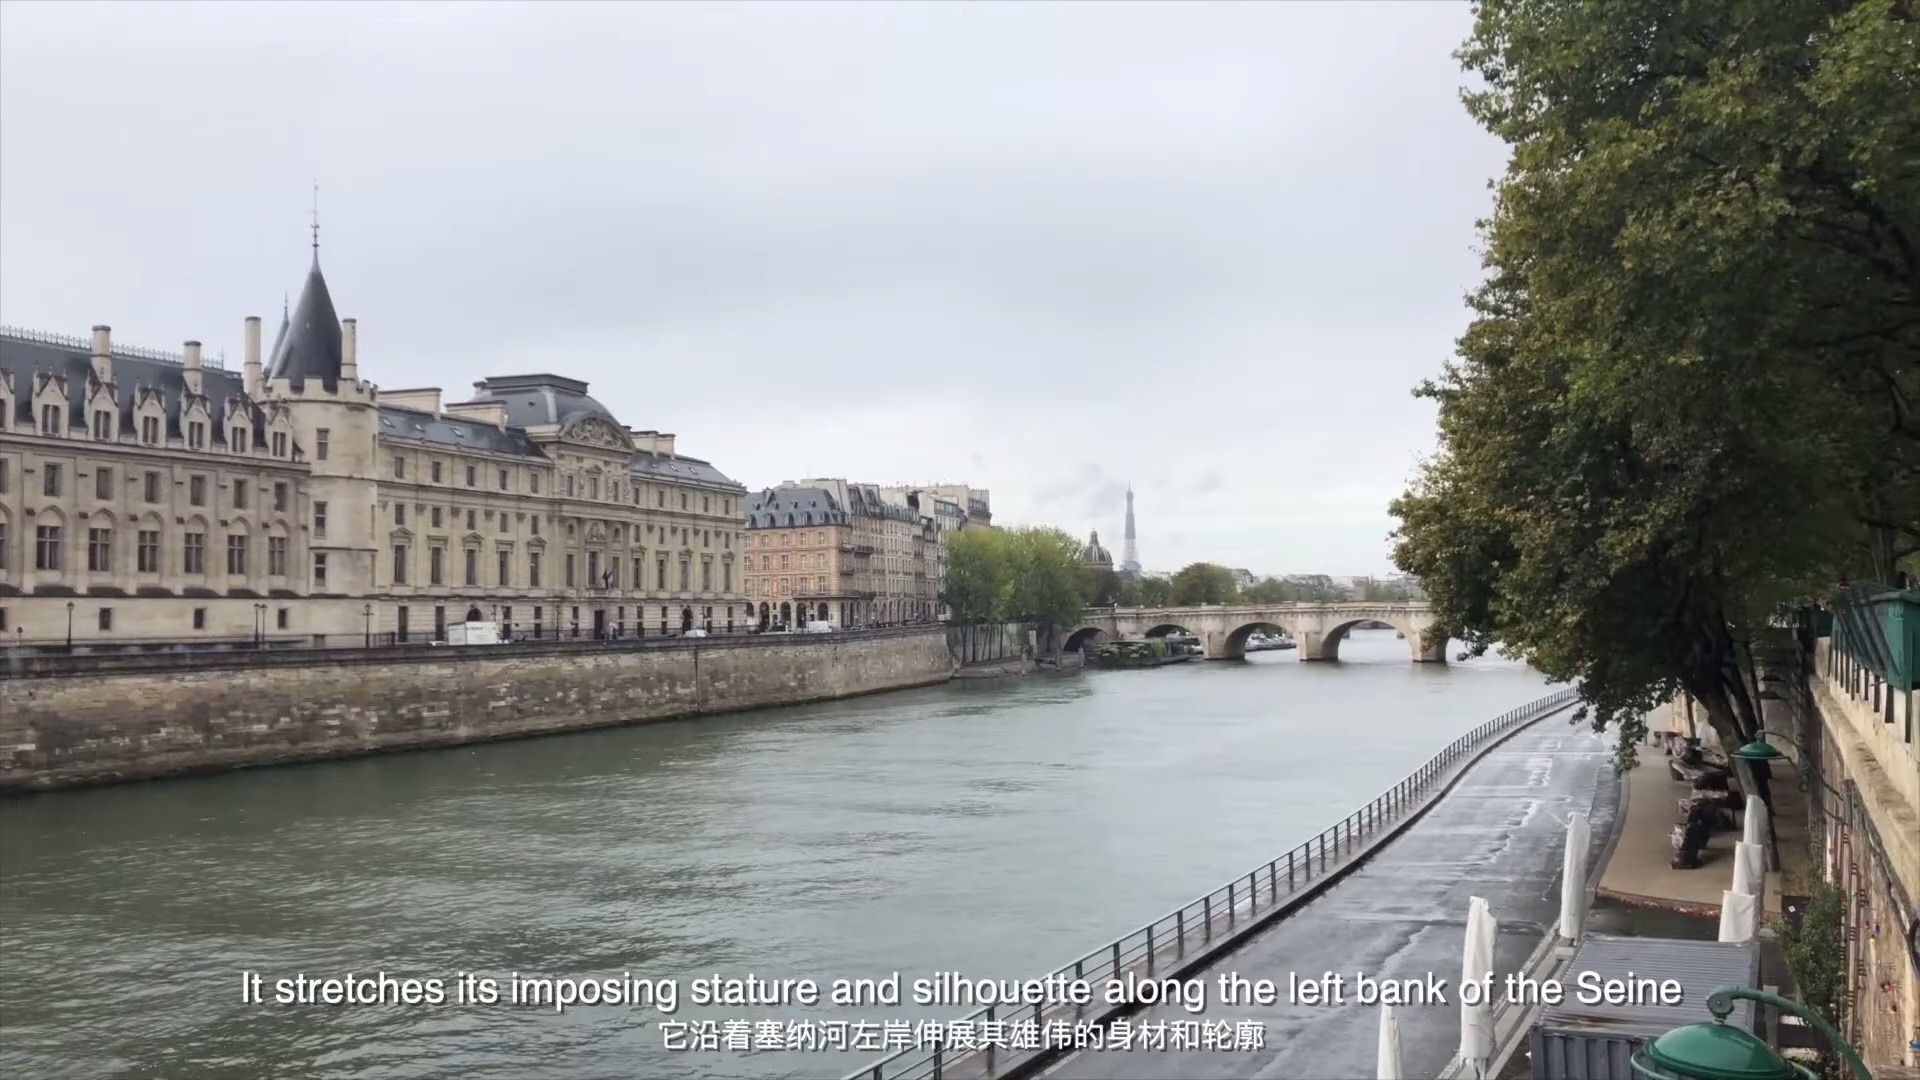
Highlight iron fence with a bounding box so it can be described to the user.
[1832,582,1918,692]
[842,687,1580,1080]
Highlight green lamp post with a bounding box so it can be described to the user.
[1630,984,1873,1080]
[1730,732,1848,802]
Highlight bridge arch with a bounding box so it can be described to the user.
[1221,621,1294,660]
[1062,626,1108,654]
[1143,623,1194,638]
[1307,617,1443,663]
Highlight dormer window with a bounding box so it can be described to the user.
[0,397,7,430]
[93,410,113,440]
[187,421,206,449]
[272,432,287,457]
[41,403,61,435]
[140,416,159,444]
[232,427,248,452]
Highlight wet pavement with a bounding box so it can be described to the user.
[1040,718,1621,1080]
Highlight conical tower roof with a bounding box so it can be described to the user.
[267,254,342,391]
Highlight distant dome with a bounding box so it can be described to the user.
[1081,529,1113,569]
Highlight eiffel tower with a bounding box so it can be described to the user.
[1121,485,1142,578]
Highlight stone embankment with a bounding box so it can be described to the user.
[0,628,955,794]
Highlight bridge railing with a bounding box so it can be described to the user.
[843,686,1579,1080]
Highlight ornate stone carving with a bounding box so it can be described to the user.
[585,522,608,546]
[566,418,630,450]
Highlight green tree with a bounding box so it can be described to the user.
[1004,527,1086,632]
[1243,577,1295,604]
[1392,0,1918,766]
[1080,566,1123,606]
[1170,562,1238,605]
[942,528,1011,623]
[1119,576,1173,606]
[1779,880,1848,1080]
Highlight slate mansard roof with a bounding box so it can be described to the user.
[0,328,280,450]
[470,374,619,429]
[745,483,918,528]
[747,487,850,528]
[630,451,743,492]
[377,404,549,459]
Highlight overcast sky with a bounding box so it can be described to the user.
[0,1,1503,577]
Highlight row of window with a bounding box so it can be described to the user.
[0,523,748,597]
[0,523,288,577]
[750,553,837,571]
[0,459,292,512]
[0,605,295,634]
[743,576,832,597]
[380,499,736,552]
[391,454,735,520]
[0,399,293,457]
[383,545,736,594]
[751,531,826,548]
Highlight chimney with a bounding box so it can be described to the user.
[90,324,112,382]
[183,340,204,395]
[243,316,262,398]
[340,317,358,383]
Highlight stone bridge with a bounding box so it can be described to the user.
[1057,602,1445,662]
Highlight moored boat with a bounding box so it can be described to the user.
[1091,635,1205,668]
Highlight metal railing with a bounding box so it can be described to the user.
[0,324,229,369]
[843,687,1579,1080]
[1832,582,1918,692]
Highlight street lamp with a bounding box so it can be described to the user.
[65,600,74,650]
[1730,732,1847,802]
[363,603,373,647]
[1629,983,1870,1080]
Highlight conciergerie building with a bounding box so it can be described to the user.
[0,242,749,649]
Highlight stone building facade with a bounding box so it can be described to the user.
[744,479,951,629]
[880,482,990,529]
[0,248,747,649]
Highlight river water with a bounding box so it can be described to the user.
[0,630,1566,1079]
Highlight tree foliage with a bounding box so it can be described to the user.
[1170,562,1239,605]
[1779,880,1849,1079]
[1005,527,1088,630]
[940,527,1086,630]
[942,528,1010,624]
[1392,0,1919,767]
[1080,566,1124,606]
[1118,575,1173,606]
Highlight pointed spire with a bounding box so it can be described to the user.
[268,223,343,391]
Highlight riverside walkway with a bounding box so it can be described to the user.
[843,691,1621,1080]
[1037,717,1621,1079]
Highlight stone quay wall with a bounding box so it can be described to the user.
[0,628,955,794]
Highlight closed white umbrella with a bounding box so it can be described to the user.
[1734,840,1767,913]
[1558,811,1591,940]
[1742,795,1770,870]
[1718,889,1758,942]
[1460,895,1497,1077]
[1377,1003,1403,1080]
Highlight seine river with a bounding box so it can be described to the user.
[0,630,1566,1079]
